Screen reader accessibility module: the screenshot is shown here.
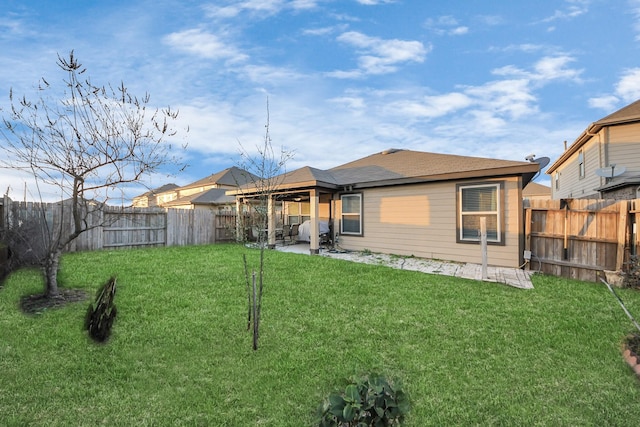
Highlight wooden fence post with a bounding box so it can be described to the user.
[617,200,629,271]
[630,199,639,258]
[524,206,532,271]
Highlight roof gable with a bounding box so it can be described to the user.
[185,166,258,189]
[280,166,338,186]
[134,183,178,199]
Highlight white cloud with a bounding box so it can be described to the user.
[533,56,583,81]
[332,31,428,76]
[630,0,640,41]
[615,68,640,101]
[290,0,320,9]
[424,15,469,36]
[389,92,473,119]
[163,29,248,63]
[205,0,284,18]
[204,0,317,19]
[540,0,590,23]
[0,17,27,38]
[303,24,347,36]
[325,69,364,79]
[587,67,640,111]
[477,15,503,26]
[492,55,583,84]
[355,0,397,4]
[329,96,366,111]
[204,5,243,19]
[491,43,548,54]
[588,95,619,110]
[464,79,538,119]
[450,26,469,35]
[241,64,305,84]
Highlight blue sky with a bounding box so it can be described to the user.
[2,0,640,202]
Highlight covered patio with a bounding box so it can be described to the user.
[229,167,340,255]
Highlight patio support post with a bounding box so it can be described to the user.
[310,189,320,254]
[267,195,276,249]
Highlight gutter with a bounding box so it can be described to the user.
[547,122,602,174]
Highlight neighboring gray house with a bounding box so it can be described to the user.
[547,99,640,200]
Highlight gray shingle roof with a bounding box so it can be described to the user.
[191,188,236,205]
[135,183,178,198]
[330,149,532,185]
[279,166,339,186]
[184,166,258,189]
[595,99,640,126]
[162,188,236,207]
[232,149,538,195]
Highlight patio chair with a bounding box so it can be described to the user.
[280,224,290,243]
[287,223,299,244]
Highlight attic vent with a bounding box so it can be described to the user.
[381,148,402,155]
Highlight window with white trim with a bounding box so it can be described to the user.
[340,194,362,235]
[458,183,502,243]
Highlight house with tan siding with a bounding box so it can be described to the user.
[132,183,179,207]
[133,167,257,211]
[230,149,539,268]
[547,100,640,200]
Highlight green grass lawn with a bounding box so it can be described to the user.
[2,244,640,426]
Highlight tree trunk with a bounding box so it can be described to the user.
[252,271,258,351]
[43,248,61,297]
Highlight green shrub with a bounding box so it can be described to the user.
[317,373,409,426]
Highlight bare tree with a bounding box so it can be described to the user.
[0,51,186,298]
[237,101,293,350]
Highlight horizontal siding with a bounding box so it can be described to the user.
[607,126,640,178]
[608,122,640,143]
[554,135,601,199]
[554,123,640,199]
[339,178,523,268]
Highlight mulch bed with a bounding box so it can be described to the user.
[622,334,640,378]
[20,289,89,314]
[627,334,640,355]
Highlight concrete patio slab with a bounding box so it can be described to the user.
[274,242,534,289]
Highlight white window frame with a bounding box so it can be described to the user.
[458,183,502,243]
[340,193,362,236]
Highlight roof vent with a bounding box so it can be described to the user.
[381,148,402,155]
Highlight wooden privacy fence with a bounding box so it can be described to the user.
[1,198,237,253]
[524,198,639,282]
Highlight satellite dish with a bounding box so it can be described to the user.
[532,156,550,169]
[595,164,626,178]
